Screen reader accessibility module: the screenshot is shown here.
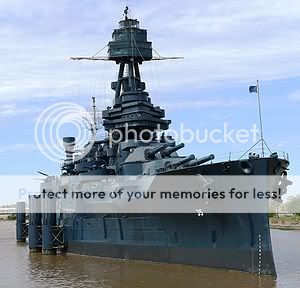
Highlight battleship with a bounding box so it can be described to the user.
[16,8,291,276]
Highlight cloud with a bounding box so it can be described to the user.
[0,0,300,103]
[0,104,30,117]
[161,98,251,111]
[0,143,37,153]
[289,90,300,102]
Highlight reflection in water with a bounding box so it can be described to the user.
[0,221,299,288]
[27,253,276,288]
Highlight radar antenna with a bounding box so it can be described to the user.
[124,6,129,20]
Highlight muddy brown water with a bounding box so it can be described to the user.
[0,221,299,288]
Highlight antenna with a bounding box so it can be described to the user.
[124,6,129,20]
[256,80,264,157]
[91,97,98,136]
[239,80,272,159]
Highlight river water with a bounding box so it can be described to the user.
[0,221,299,288]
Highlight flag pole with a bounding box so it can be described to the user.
[257,79,264,157]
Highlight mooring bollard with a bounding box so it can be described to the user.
[42,196,57,255]
[28,195,42,252]
[16,202,27,242]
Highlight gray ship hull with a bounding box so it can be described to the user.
[65,213,275,275]
[60,157,289,276]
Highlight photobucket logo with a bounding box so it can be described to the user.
[35,102,96,163]
[108,122,259,146]
[169,122,259,144]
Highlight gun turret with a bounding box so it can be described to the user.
[184,154,215,167]
[161,143,185,157]
[144,143,169,160]
[167,154,195,169]
[63,137,75,163]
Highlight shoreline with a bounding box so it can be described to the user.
[270,223,300,231]
[0,215,16,221]
[269,215,300,231]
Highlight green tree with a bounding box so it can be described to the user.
[284,195,300,216]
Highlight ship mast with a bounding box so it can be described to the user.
[256,80,264,157]
[239,80,272,159]
[71,7,181,141]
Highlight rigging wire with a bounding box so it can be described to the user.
[130,29,160,101]
[91,44,108,58]
[76,59,82,105]
[154,55,163,103]
[152,47,163,58]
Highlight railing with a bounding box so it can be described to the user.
[212,148,289,163]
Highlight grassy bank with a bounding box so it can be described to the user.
[0,214,16,221]
[269,214,300,230]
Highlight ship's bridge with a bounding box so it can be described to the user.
[119,18,140,29]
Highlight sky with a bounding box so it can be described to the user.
[0,0,300,185]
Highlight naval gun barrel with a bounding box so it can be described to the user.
[168,154,195,169]
[185,154,215,167]
[162,143,185,157]
[145,143,169,160]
